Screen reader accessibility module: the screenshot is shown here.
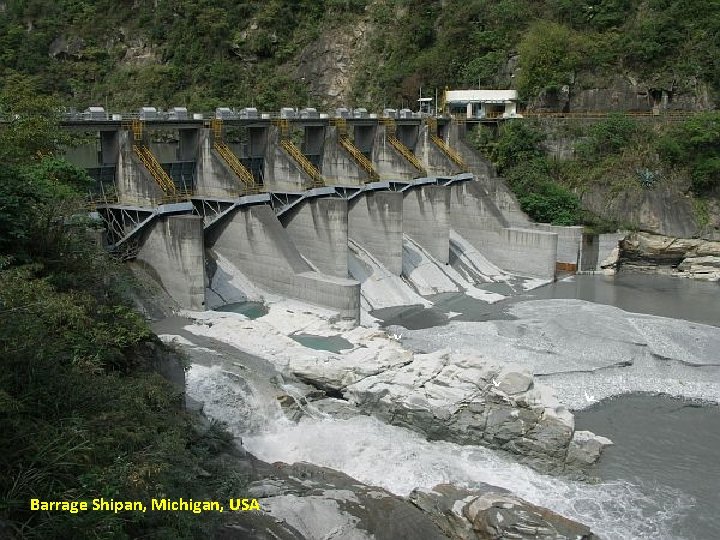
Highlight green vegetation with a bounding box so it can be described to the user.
[472,121,585,225]
[515,22,587,99]
[0,87,239,538]
[0,1,718,109]
[472,111,719,228]
[657,112,720,194]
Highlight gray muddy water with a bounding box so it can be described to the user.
[375,273,720,539]
[576,395,720,540]
[373,274,720,329]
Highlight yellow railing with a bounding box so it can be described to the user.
[214,141,259,193]
[280,139,325,187]
[211,118,223,139]
[331,117,348,136]
[131,119,144,141]
[380,117,397,131]
[133,145,177,196]
[339,135,379,182]
[430,134,468,170]
[273,118,290,137]
[388,135,426,175]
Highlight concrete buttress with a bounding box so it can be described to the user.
[280,197,350,278]
[209,204,360,322]
[348,191,404,275]
[415,124,463,177]
[372,126,418,181]
[117,130,165,206]
[263,126,315,191]
[195,128,244,198]
[322,126,370,185]
[403,185,451,264]
[136,215,207,310]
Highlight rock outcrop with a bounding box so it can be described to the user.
[620,232,720,280]
[293,349,612,475]
[410,484,598,540]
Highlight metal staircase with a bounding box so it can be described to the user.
[280,140,325,187]
[273,119,325,188]
[339,136,380,182]
[382,118,427,175]
[332,117,379,182]
[126,119,178,197]
[133,145,178,196]
[430,134,468,170]
[211,119,260,194]
[427,117,468,170]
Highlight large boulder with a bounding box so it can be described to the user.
[337,351,609,474]
[410,484,598,540]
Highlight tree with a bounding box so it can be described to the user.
[516,21,584,100]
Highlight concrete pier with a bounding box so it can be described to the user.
[531,224,584,271]
[580,232,626,272]
[416,124,463,177]
[403,185,450,264]
[322,126,369,185]
[209,204,360,321]
[449,181,557,279]
[264,126,315,191]
[195,128,243,197]
[117,130,164,206]
[348,190,404,275]
[280,197,350,278]
[372,126,419,181]
[136,215,207,310]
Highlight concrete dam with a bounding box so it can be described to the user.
[64,109,593,323]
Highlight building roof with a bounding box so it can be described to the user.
[445,89,517,104]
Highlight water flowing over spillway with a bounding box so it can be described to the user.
[162,253,720,540]
[183,360,693,540]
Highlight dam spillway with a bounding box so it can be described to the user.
[70,111,593,322]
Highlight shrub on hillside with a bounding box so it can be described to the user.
[658,112,720,194]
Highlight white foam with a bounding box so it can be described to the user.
[348,239,431,309]
[404,235,506,303]
[185,364,693,540]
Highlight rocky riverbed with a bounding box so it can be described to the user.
[157,319,600,540]
[151,280,720,539]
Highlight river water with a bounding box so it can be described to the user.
[372,273,720,539]
[164,272,719,540]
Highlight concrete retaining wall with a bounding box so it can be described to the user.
[349,191,404,275]
[281,197,350,278]
[449,181,557,279]
[210,204,360,321]
[136,215,206,310]
[450,123,532,228]
[531,224,583,268]
[403,185,450,264]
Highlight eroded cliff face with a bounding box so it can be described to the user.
[530,75,714,113]
[580,187,701,238]
[620,232,720,280]
[294,22,370,108]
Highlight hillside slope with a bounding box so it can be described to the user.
[1,0,718,111]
